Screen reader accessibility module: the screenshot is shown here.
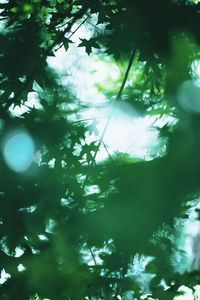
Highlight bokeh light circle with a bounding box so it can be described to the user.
[3,130,35,172]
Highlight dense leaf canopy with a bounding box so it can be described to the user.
[1,0,200,299]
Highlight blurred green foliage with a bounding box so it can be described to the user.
[1,0,200,299]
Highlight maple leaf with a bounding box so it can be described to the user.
[63,37,73,51]
[78,38,100,55]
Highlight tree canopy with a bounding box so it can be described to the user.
[1,0,200,299]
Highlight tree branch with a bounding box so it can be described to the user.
[4,2,92,110]
[46,0,94,55]
[116,49,135,100]
[54,14,91,53]
[82,49,136,190]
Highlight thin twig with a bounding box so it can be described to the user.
[54,14,91,53]
[68,14,91,40]
[88,246,104,299]
[46,3,91,56]
[89,246,97,266]
[82,49,136,190]
[116,49,135,100]
[102,141,113,161]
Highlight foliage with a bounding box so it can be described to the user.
[0,0,200,299]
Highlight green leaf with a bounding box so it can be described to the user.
[63,38,72,52]
[78,38,100,55]
[10,6,18,13]
[23,4,33,13]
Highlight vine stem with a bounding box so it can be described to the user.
[82,49,136,190]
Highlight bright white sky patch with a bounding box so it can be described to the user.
[101,113,157,160]
[48,42,107,105]
[47,25,164,161]
[0,269,10,285]
[174,285,196,300]
[83,103,160,161]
